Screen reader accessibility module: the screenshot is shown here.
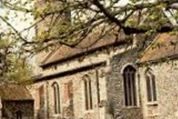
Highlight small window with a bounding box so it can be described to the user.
[83,75,93,110]
[145,69,157,102]
[123,65,137,106]
[52,82,61,114]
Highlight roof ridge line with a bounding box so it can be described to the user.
[41,46,62,64]
[139,34,161,56]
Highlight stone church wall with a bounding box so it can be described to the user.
[139,60,178,119]
[29,67,108,119]
[29,43,136,119]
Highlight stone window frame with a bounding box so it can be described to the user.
[122,64,138,107]
[145,68,157,104]
[83,74,93,111]
[52,82,61,114]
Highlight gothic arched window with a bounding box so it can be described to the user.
[52,82,61,114]
[83,75,93,110]
[123,65,137,106]
[145,69,157,102]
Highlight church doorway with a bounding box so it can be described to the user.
[16,110,22,119]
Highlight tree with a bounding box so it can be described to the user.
[0,0,178,80]
[1,0,178,47]
[1,0,178,49]
[0,34,32,82]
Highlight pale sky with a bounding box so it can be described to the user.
[0,1,35,41]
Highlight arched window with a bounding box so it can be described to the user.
[83,75,93,110]
[145,69,157,102]
[123,65,137,106]
[52,82,61,114]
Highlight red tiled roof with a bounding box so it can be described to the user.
[139,33,178,63]
[40,29,126,66]
[0,84,33,100]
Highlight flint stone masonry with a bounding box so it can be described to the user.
[106,48,143,119]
